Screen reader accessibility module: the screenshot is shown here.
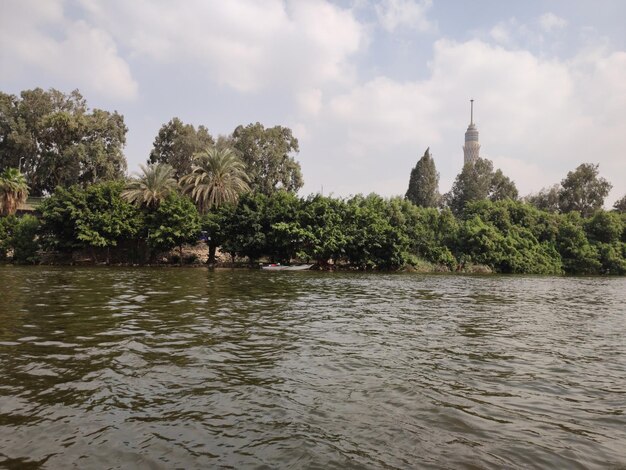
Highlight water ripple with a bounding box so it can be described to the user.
[0,267,625,468]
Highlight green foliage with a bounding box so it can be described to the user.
[458,200,562,274]
[343,194,409,270]
[525,185,560,213]
[595,242,626,275]
[146,193,200,254]
[612,194,626,213]
[201,205,234,264]
[148,117,214,178]
[76,182,141,251]
[220,192,267,262]
[232,123,303,195]
[299,195,347,265]
[39,182,141,256]
[11,215,40,264]
[39,186,87,252]
[0,88,127,195]
[405,148,440,208]
[0,215,40,264]
[489,169,519,201]
[181,147,250,212]
[585,210,623,244]
[446,158,494,216]
[556,213,601,274]
[559,163,612,217]
[0,168,29,216]
[445,158,519,216]
[123,164,178,209]
[0,216,17,260]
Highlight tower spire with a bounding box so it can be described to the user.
[463,99,480,165]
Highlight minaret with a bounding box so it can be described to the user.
[463,99,480,165]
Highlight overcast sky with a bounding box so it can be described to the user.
[1,0,625,204]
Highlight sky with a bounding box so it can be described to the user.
[1,0,625,204]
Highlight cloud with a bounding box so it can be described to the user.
[539,13,567,33]
[0,0,137,100]
[375,0,436,33]
[297,39,626,201]
[76,0,364,93]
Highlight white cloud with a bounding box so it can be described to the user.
[297,39,626,201]
[297,89,323,116]
[76,0,364,93]
[375,0,435,33]
[539,12,567,33]
[0,0,137,100]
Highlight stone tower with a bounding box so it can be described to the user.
[463,99,480,165]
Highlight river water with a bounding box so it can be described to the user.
[0,267,624,469]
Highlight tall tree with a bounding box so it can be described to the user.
[525,185,561,213]
[445,158,518,216]
[405,148,440,208]
[489,169,518,201]
[180,147,250,213]
[148,117,214,178]
[231,122,303,195]
[445,158,494,216]
[613,195,626,213]
[0,88,127,195]
[122,164,178,209]
[559,163,612,217]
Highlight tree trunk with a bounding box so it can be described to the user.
[207,243,217,265]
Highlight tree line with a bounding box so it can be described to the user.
[1,88,625,274]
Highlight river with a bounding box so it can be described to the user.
[0,267,625,469]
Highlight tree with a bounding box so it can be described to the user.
[405,147,440,208]
[145,193,201,263]
[489,169,518,201]
[232,122,303,195]
[201,204,235,265]
[77,182,142,263]
[122,164,178,209]
[39,182,141,262]
[0,168,29,216]
[559,163,612,217]
[148,117,214,178]
[10,215,41,264]
[525,185,560,213]
[0,88,127,195]
[445,158,518,216]
[299,195,347,265]
[180,147,250,213]
[556,212,601,274]
[445,158,494,216]
[613,194,626,213]
[585,210,623,244]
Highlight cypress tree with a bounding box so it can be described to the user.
[405,148,440,208]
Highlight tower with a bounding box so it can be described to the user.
[463,99,480,165]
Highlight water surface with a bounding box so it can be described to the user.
[0,267,625,468]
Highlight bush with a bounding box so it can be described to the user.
[11,215,40,264]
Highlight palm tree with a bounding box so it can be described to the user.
[180,147,250,213]
[0,168,29,216]
[122,163,178,208]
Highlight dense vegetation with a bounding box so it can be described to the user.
[1,88,625,274]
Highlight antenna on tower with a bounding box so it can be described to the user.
[470,99,474,125]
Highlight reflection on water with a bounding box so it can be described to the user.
[0,267,625,469]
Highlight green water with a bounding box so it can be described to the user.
[0,267,625,469]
